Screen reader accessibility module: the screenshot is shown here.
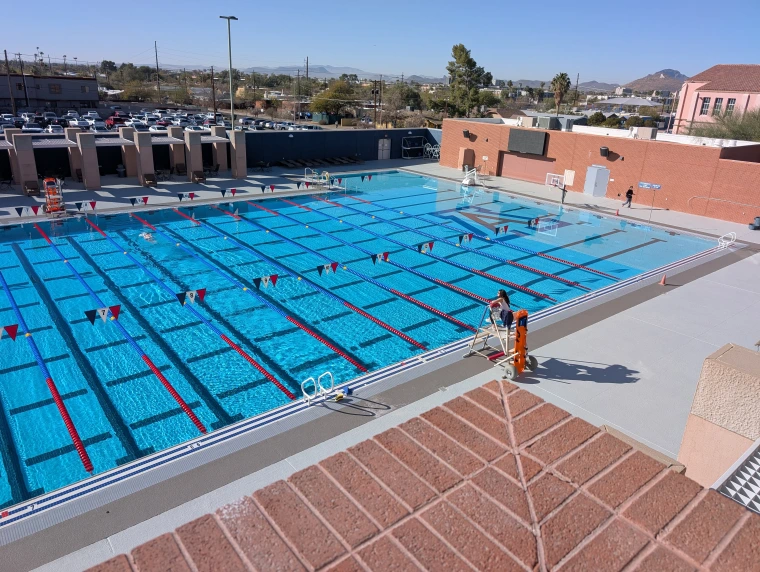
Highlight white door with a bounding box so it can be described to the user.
[378,138,391,160]
[583,165,610,198]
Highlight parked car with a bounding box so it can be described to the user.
[172,118,189,127]
[124,118,144,127]
[185,125,208,132]
[91,125,110,133]
[218,121,232,129]
[67,110,79,118]
[1,114,13,122]
[109,105,123,111]
[263,120,276,129]
[148,125,167,132]
[85,111,100,118]
[21,123,44,133]
[133,124,149,132]
[11,117,25,128]
[68,118,90,128]
[105,115,127,128]
[274,121,294,130]
[43,112,58,121]
[155,118,172,127]
[45,125,64,134]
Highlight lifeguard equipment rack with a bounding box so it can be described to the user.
[464,305,537,380]
[43,178,66,218]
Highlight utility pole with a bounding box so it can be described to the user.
[63,55,67,73]
[211,66,217,117]
[373,80,377,125]
[379,74,383,126]
[4,50,16,116]
[296,69,300,122]
[15,54,29,108]
[154,41,161,102]
[252,69,256,117]
[573,73,580,108]
[220,15,238,127]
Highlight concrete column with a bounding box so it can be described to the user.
[65,127,82,180]
[118,127,138,177]
[210,126,228,173]
[229,130,247,179]
[166,127,185,170]
[184,131,202,181]
[133,132,155,185]
[3,128,21,185]
[76,132,101,190]
[12,134,38,189]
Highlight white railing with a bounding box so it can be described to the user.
[718,232,737,249]
[301,371,335,404]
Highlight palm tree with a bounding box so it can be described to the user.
[550,73,571,116]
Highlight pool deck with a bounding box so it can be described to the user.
[0,160,757,570]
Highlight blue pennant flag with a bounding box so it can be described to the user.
[129,198,136,206]
[221,189,226,197]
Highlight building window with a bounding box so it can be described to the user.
[49,84,62,94]
[16,83,23,91]
[726,98,736,115]
[713,98,723,115]
[700,97,711,115]
[81,85,89,93]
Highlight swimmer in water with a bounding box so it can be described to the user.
[139,232,154,241]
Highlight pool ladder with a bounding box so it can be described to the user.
[301,371,334,404]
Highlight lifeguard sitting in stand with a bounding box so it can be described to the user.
[489,289,514,330]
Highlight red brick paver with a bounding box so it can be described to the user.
[87,380,759,571]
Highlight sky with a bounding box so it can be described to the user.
[4,0,760,84]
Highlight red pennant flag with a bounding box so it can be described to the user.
[331,262,338,273]
[468,233,474,241]
[270,185,275,192]
[368,175,372,181]
[428,242,434,251]
[4,324,18,341]
[338,178,342,184]
[189,192,195,200]
[305,182,310,188]
[382,252,389,261]
[109,305,121,320]
[196,288,207,302]
[231,188,237,196]
[270,274,278,286]
[142,197,149,205]
[89,201,97,210]
[31,205,40,215]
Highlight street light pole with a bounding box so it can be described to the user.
[219,15,238,129]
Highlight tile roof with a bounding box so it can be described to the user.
[687,64,760,93]
[86,379,759,572]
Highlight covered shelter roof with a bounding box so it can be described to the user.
[593,97,664,108]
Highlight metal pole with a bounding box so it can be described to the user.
[211,66,216,117]
[4,50,16,117]
[16,54,29,108]
[154,41,160,102]
[220,15,238,128]
[648,189,656,224]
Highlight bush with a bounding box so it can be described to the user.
[318,119,327,125]
[588,111,606,126]
[625,116,644,128]
[603,114,621,128]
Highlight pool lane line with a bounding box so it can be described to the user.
[243,201,493,307]
[345,194,619,281]
[208,206,476,334]
[171,207,427,351]
[130,214,368,373]
[84,219,296,401]
[272,198,556,303]
[32,223,208,435]
[0,270,93,474]
[302,197,589,292]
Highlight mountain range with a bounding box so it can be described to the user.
[623,69,689,92]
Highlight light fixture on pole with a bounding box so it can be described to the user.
[219,15,238,129]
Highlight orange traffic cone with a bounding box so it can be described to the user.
[659,274,667,286]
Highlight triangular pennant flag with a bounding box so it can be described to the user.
[196,288,206,302]
[261,275,270,288]
[361,175,365,182]
[221,189,227,197]
[338,178,342,184]
[270,274,278,286]
[270,185,275,192]
[324,264,331,274]
[382,252,389,262]
[428,242,434,252]
[90,201,97,210]
[176,292,187,305]
[31,205,39,215]
[129,198,137,206]
[189,193,195,200]
[261,185,266,193]
[305,182,311,189]
[4,324,18,341]
[502,225,508,234]
[331,262,339,273]
[109,305,121,320]
[368,175,372,181]
[186,290,197,304]
[253,277,262,289]
[459,235,464,244]
[297,182,302,189]
[177,193,184,201]
[85,310,97,325]
[142,197,149,205]
[495,226,500,236]
[231,188,237,196]
[97,308,109,323]
[371,254,377,264]
[75,202,83,211]
[317,265,324,276]
[468,233,473,242]
[417,243,423,253]
[233,208,239,216]
[15,207,23,217]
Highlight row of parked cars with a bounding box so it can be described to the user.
[107,109,234,133]
[239,118,323,131]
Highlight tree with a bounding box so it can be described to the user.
[550,73,571,116]
[687,108,760,142]
[266,98,281,119]
[446,44,489,117]
[588,111,606,126]
[526,87,535,102]
[625,115,644,128]
[538,81,546,102]
[478,90,501,108]
[339,73,359,84]
[311,80,354,116]
[603,114,621,128]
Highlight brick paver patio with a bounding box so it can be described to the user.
[87,379,758,571]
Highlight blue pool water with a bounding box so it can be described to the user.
[0,170,712,507]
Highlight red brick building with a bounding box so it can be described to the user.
[440,118,760,223]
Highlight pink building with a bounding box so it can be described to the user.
[673,64,760,134]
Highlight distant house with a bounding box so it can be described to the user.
[0,74,98,110]
[673,64,760,134]
[614,87,633,96]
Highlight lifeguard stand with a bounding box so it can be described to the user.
[464,305,537,380]
[43,178,66,218]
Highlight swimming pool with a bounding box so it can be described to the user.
[0,169,713,508]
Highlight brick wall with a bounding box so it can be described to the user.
[441,119,760,223]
